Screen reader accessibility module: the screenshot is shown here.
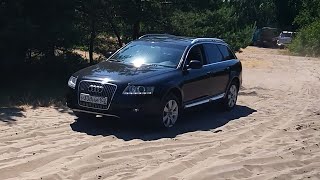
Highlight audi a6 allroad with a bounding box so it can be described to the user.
[67,34,242,128]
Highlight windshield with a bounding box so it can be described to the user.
[280,33,292,38]
[109,41,186,68]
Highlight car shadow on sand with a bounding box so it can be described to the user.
[70,104,257,141]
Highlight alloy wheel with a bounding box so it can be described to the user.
[162,100,179,128]
[227,84,238,108]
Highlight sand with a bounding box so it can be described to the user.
[1,47,320,180]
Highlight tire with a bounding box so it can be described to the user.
[222,81,239,111]
[158,93,180,128]
[73,111,96,119]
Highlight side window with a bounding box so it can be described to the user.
[186,45,206,65]
[203,44,223,64]
[217,45,236,60]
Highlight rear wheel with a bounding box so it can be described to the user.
[159,94,180,128]
[222,81,239,111]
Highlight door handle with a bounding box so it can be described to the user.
[224,67,230,72]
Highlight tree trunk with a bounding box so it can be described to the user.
[132,20,141,40]
[45,43,55,61]
[26,49,32,63]
[106,14,123,48]
[132,0,142,40]
[89,19,96,65]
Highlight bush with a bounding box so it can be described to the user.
[170,8,254,51]
[289,20,320,57]
[222,26,255,52]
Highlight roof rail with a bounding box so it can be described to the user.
[191,38,225,44]
[138,34,177,39]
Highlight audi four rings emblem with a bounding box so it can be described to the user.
[88,85,104,93]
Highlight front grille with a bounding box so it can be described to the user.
[78,80,117,110]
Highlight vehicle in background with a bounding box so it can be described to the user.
[252,27,279,48]
[277,31,295,49]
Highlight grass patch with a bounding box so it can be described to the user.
[0,54,90,108]
[0,79,67,107]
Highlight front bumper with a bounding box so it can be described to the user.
[66,88,162,119]
[277,40,291,46]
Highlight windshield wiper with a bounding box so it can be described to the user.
[108,59,122,62]
[149,64,175,68]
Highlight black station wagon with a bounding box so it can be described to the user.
[67,34,242,128]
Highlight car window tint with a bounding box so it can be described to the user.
[217,45,235,60]
[203,44,223,63]
[186,45,206,65]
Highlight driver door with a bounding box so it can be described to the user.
[182,44,212,103]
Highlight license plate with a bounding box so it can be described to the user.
[80,93,108,105]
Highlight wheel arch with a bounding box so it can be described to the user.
[231,77,241,90]
[162,87,183,105]
[224,76,241,99]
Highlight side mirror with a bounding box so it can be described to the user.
[187,60,202,69]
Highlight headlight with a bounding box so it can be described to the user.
[123,85,155,95]
[68,76,77,89]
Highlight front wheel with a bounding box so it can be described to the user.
[222,81,239,111]
[159,94,180,128]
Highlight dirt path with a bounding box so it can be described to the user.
[1,47,320,180]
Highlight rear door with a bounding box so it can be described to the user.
[217,44,237,93]
[203,43,231,96]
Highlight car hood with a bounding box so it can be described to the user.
[74,61,175,84]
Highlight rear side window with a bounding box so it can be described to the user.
[217,45,236,60]
[203,44,223,64]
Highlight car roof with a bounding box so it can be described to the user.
[136,34,227,46]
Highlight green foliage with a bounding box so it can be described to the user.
[0,0,80,65]
[2,0,316,66]
[0,52,89,107]
[229,0,277,28]
[294,0,320,28]
[170,7,254,51]
[289,20,320,56]
[223,26,256,51]
[288,0,320,57]
[171,8,236,37]
[273,0,303,30]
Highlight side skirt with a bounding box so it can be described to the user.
[184,93,225,109]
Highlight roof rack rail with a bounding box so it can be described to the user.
[191,38,225,44]
[138,34,177,39]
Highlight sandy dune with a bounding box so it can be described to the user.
[1,47,320,180]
